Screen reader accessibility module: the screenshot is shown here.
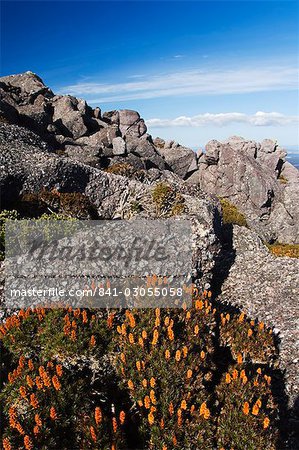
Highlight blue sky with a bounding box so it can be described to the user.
[1,1,298,149]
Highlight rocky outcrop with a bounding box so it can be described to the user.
[187,136,299,244]
[154,137,198,179]
[0,122,220,290]
[1,72,298,245]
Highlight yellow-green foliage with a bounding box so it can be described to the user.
[152,182,186,217]
[0,292,280,449]
[0,210,19,260]
[266,242,299,258]
[219,198,248,227]
[278,175,287,184]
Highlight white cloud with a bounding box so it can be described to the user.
[59,65,298,103]
[146,112,299,128]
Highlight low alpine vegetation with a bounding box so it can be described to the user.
[0,291,281,449]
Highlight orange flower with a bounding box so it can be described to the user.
[2,438,12,450]
[177,414,182,427]
[187,369,193,379]
[256,399,262,408]
[150,377,156,388]
[128,380,134,390]
[169,402,174,416]
[181,400,187,410]
[232,369,238,380]
[152,329,159,345]
[204,408,210,419]
[160,418,165,429]
[225,313,230,322]
[128,333,135,344]
[52,375,61,391]
[155,316,160,328]
[50,407,57,420]
[248,328,253,337]
[162,446,167,450]
[182,346,188,357]
[137,399,143,407]
[35,376,43,390]
[119,410,126,425]
[172,435,177,446]
[112,417,118,433]
[28,359,34,371]
[56,365,63,377]
[195,299,203,310]
[82,310,88,324]
[30,393,39,409]
[138,337,144,347]
[35,414,42,427]
[225,373,231,384]
[259,322,264,330]
[165,349,171,360]
[148,412,155,425]
[95,407,102,425]
[26,375,34,388]
[71,329,77,341]
[252,404,259,416]
[264,375,271,385]
[24,435,33,450]
[200,350,205,359]
[142,330,147,339]
[263,417,270,429]
[186,311,191,320]
[175,350,181,362]
[42,372,51,388]
[136,360,141,371]
[190,404,195,413]
[127,311,136,328]
[242,376,248,385]
[20,386,27,399]
[164,316,170,326]
[199,402,207,416]
[142,378,148,388]
[87,335,95,348]
[150,390,157,405]
[243,402,250,415]
[167,327,174,341]
[257,367,262,374]
[237,353,243,364]
[144,396,151,409]
[90,425,97,442]
[16,422,25,435]
[194,325,199,335]
[33,425,40,435]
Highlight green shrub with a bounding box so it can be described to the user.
[152,182,186,217]
[0,295,281,449]
[219,198,248,227]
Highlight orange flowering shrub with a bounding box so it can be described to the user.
[113,296,217,449]
[216,364,278,449]
[219,310,277,364]
[0,294,281,449]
